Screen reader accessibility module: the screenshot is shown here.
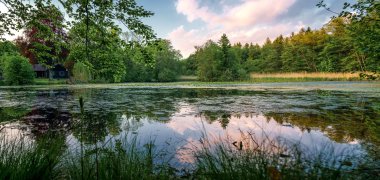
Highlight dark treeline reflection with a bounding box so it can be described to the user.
[0,87,379,157]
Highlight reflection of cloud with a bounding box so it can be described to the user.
[165,104,364,164]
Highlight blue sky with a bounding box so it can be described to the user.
[136,0,352,57]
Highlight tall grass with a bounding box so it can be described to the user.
[0,130,378,179]
[192,131,366,179]
[60,137,173,180]
[0,132,174,180]
[0,134,63,179]
[250,72,362,82]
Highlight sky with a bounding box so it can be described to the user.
[137,0,351,58]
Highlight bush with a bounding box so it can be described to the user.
[73,61,92,83]
[237,68,249,81]
[157,69,177,82]
[2,55,35,85]
[219,69,233,81]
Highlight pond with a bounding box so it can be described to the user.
[1,81,379,170]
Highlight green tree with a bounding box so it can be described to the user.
[0,41,19,79]
[14,5,68,79]
[152,40,182,82]
[68,23,126,83]
[318,0,380,73]
[3,55,35,85]
[196,40,221,81]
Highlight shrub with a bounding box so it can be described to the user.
[3,55,35,85]
[157,69,177,82]
[237,68,249,81]
[219,69,233,81]
[73,61,92,83]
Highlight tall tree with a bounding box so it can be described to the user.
[14,5,68,78]
[318,0,380,73]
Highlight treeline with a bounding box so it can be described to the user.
[0,0,379,85]
[183,1,380,81]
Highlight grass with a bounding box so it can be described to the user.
[250,72,362,82]
[33,78,68,85]
[0,133,173,180]
[179,75,198,81]
[1,130,378,179]
[0,134,64,179]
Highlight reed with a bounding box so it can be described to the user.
[250,72,363,81]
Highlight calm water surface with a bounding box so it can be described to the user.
[1,81,379,167]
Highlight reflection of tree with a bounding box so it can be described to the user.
[120,114,144,132]
[72,111,120,144]
[0,107,30,123]
[201,111,233,129]
[23,106,72,136]
[265,102,380,146]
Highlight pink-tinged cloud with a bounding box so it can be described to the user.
[168,22,306,57]
[176,0,296,29]
[169,0,300,57]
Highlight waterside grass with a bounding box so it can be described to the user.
[34,78,68,85]
[1,129,379,179]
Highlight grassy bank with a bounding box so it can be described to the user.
[34,78,68,85]
[1,72,377,87]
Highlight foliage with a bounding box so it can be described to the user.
[68,23,126,83]
[0,134,64,180]
[153,40,182,82]
[0,40,19,79]
[72,61,92,83]
[0,40,19,56]
[13,4,69,73]
[188,14,379,81]
[2,55,35,85]
[123,39,182,82]
[190,34,248,81]
[0,0,156,84]
[318,0,380,74]
[59,0,155,41]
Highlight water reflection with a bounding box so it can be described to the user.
[0,85,379,166]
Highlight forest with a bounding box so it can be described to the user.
[0,0,379,85]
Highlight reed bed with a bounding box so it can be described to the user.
[250,72,363,81]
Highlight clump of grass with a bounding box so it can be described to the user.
[60,136,174,180]
[250,72,363,82]
[192,131,374,179]
[0,133,64,179]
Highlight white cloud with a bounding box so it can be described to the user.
[168,22,306,58]
[168,0,300,57]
